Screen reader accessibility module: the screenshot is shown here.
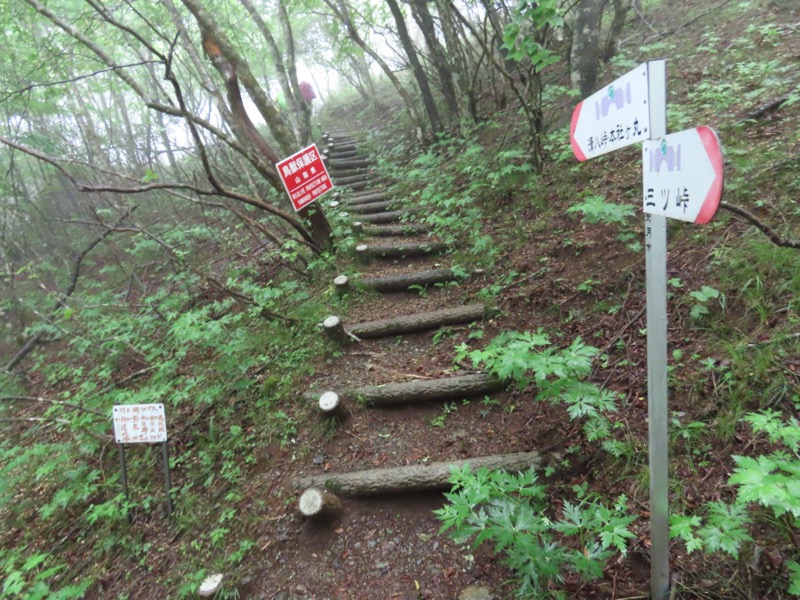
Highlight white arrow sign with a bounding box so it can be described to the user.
[570,62,651,161]
[642,126,724,224]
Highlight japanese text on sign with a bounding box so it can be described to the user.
[642,127,723,224]
[276,144,334,212]
[570,62,651,161]
[113,403,167,444]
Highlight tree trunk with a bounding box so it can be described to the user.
[293,451,543,495]
[323,0,425,137]
[349,304,485,339]
[384,0,444,136]
[570,0,604,97]
[409,0,461,126]
[602,0,632,61]
[181,0,297,154]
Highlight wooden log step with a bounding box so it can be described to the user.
[339,180,373,192]
[334,173,376,186]
[356,241,448,260]
[354,222,432,236]
[345,192,390,206]
[318,373,504,407]
[359,267,459,292]
[331,168,371,180]
[347,200,397,214]
[293,451,542,495]
[356,210,409,224]
[328,149,359,158]
[330,157,371,169]
[349,304,485,338]
[346,190,389,206]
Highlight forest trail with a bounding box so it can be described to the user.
[256,132,536,599]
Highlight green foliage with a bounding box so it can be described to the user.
[687,285,722,320]
[454,331,619,446]
[435,467,635,597]
[0,549,92,600]
[567,196,635,225]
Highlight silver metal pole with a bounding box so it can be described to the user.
[645,59,670,600]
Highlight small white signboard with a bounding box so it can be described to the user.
[642,126,724,224]
[113,403,167,444]
[570,62,651,161]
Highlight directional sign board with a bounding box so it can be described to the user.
[571,62,651,161]
[277,143,333,212]
[642,126,723,224]
[113,403,167,444]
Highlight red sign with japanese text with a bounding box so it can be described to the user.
[277,144,333,212]
[113,403,167,444]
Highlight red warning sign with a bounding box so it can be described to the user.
[276,144,333,212]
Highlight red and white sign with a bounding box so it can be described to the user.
[277,144,333,212]
[570,62,651,161]
[113,403,167,444]
[642,126,723,224]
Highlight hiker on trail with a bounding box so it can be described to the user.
[299,81,316,110]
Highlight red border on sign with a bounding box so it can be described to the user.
[570,101,587,162]
[694,126,724,225]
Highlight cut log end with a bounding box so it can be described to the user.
[355,244,370,264]
[333,275,350,295]
[319,391,342,416]
[352,221,364,232]
[298,487,343,519]
[323,315,348,344]
[329,200,340,209]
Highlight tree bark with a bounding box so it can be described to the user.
[356,210,410,224]
[328,373,505,406]
[181,0,297,154]
[293,451,543,495]
[345,192,389,205]
[355,223,432,237]
[322,0,425,136]
[347,200,397,214]
[349,304,485,338]
[409,0,461,126]
[358,268,459,292]
[570,0,603,97]
[384,0,444,136]
[355,241,449,259]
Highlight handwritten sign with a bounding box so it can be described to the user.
[113,403,167,444]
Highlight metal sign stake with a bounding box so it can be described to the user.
[644,59,670,600]
[161,441,174,517]
[117,443,132,523]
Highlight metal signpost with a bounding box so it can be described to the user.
[276,143,334,211]
[112,403,173,519]
[571,59,723,600]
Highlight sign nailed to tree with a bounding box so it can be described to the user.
[277,143,333,212]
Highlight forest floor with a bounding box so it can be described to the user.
[5,0,799,599]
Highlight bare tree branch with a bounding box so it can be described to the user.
[720,201,800,250]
